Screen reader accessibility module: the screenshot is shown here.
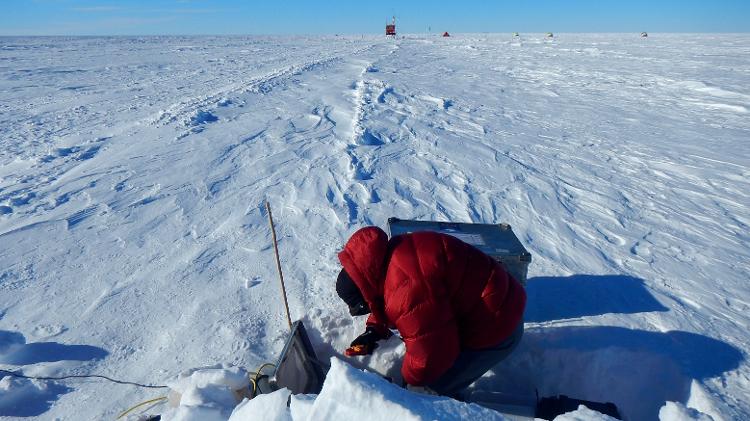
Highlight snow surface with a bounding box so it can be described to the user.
[227,357,506,421]
[0,33,748,420]
[658,401,716,421]
[552,405,620,421]
[158,364,250,420]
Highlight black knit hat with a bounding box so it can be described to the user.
[336,269,370,316]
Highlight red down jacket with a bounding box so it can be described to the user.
[338,226,526,386]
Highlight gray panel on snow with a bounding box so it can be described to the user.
[271,320,327,395]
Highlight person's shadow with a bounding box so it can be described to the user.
[0,330,108,417]
[474,274,744,421]
[524,274,669,323]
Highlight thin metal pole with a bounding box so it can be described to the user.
[266,201,293,330]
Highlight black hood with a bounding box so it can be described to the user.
[336,269,370,316]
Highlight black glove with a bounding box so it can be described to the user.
[345,326,389,356]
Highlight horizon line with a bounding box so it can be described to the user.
[2,31,749,37]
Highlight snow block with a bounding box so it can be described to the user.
[161,364,251,421]
[306,357,506,420]
[0,376,70,417]
[659,402,714,421]
[552,405,620,421]
[229,388,292,421]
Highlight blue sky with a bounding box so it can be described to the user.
[1,0,748,35]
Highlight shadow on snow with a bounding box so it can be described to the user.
[477,274,742,421]
[478,326,743,420]
[0,330,108,417]
[524,274,669,323]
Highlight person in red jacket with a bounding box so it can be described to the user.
[336,226,526,398]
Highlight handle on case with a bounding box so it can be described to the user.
[438,222,460,231]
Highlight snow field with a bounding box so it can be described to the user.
[0,33,749,419]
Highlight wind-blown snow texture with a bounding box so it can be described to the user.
[0,34,748,420]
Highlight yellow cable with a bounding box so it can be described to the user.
[249,377,258,397]
[252,362,277,391]
[254,363,276,379]
[117,363,275,420]
[116,396,167,420]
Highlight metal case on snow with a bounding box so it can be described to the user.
[386,218,532,286]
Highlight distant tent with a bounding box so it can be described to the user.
[640,32,648,38]
[545,32,554,38]
[443,31,450,37]
[512,32,520,37]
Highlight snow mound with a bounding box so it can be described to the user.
[229,388,292,421]
[187,110,219,127]
[289,394,316,420]
[307,357,506,420]
[552,405,620,421]
[160,364,251,421]
[0,375,70,417]
[659,402,714,421]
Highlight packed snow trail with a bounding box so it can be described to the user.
[0,34,748,420]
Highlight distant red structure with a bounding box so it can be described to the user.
[386,16,396,36]
[443,31,450,37]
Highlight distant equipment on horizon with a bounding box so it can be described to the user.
[546,32,554,39]
[512,32,520,38]
[641,32,648,38]
[386,16,396,37]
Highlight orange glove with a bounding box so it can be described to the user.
[345,343,375,356]
[345,326,386,356]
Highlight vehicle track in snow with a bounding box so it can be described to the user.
[342,40,492,224]
[0,39,380,234]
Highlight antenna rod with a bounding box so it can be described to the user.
[266,201,293,330]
